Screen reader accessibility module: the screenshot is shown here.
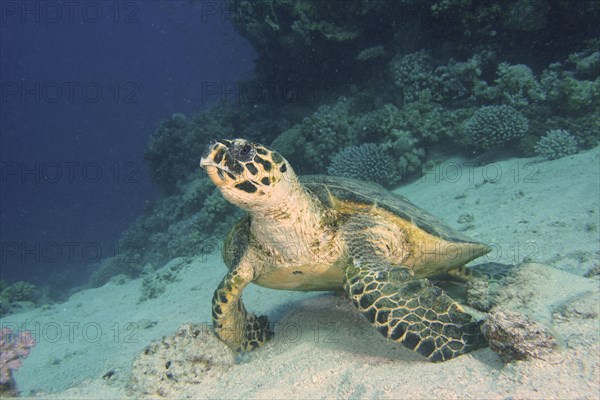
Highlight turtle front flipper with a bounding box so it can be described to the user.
[343,259,487,362]
[212,269,270,352]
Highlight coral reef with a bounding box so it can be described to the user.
[327,143,394,186]
[435,54,491,106]
[353,104,399,138]
[300,99,357,170]
[482,307,557,362]
[0,328,35,397]
[391,102,469,144]
[273,99,358,174]
[138,264,162,303]
[226,0,406,89]
[144,102,280,197]
[88,254,142,288]
[567,39,600,80]
[138,259,188,303]
[389,50,439,104]
[463,105,529,150]
[144,113,197,196]
[534,129,579,160]
[389,50,498,107]
[382,130,426,185]
[0,281,36,303]
[0,281,38,316]
[129,324,233,397]
[87,169,243,286]
[273,101,428,184]
[432,0,599,64]
[270,125,305,161]
[80,2,599,293]
[144,111,230,196]
[228,0,600,98]
[540,44,600,116]
[356,45,385,62]
[494,63,546,106]
[544,73,599,114]
[389,51,475,105]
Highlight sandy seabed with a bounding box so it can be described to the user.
[3,148,599,399]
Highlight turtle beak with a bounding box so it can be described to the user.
[200,139,250,188]
[200,140,229,186]
[199,156,215,170]
[199,142,213,169]
[200,139,229,170]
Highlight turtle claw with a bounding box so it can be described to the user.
[238,314,271,352]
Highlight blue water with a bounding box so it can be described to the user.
[0,1,255,286]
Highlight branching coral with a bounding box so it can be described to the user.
[327,143,395,186]
[383,130,426,185]
[354,104,399,139]
[534,129,579,160]
[464,105,529,150]
[389,51,439,104]
[273,99,359,174]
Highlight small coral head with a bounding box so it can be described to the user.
[200,139,296,211]
[0,328,35,385]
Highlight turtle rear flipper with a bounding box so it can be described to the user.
[343,260,487,362]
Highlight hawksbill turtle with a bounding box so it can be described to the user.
[200,138,491,362]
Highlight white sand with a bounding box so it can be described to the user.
[3,148,599,399]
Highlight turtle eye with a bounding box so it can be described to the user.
[237,143,254,161]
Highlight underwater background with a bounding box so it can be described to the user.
[0,0,599,398]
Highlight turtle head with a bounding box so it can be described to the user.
[200,139,296,211]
